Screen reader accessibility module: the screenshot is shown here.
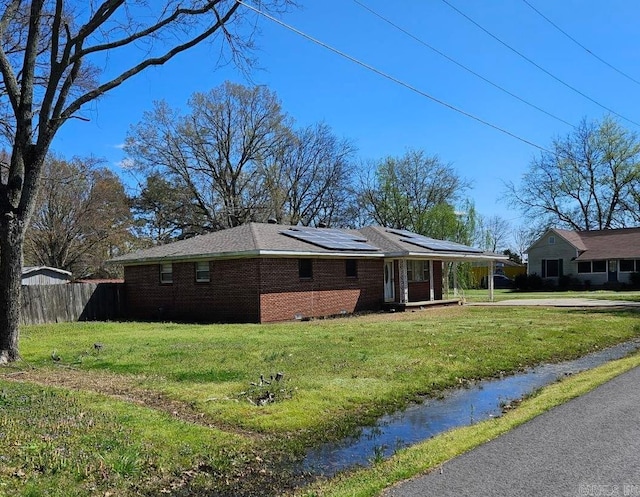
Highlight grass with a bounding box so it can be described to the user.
[294,350,640,497]
[0,381,250,496]
[1,305,640,495]
[463,288,640,303]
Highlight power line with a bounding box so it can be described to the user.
[352,0,575,129]
[237,0,550,152]
[439,0,640,129]
[521,0,640,88]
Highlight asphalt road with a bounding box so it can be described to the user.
[385,366,640,497]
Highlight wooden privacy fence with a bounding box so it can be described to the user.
[21,283,125,325]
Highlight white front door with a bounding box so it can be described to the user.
[384,260,395,302]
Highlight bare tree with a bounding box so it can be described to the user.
[0,1,291,363]
[262,122,355,227]
[511,224,539,264]
[477,214,511,252]
[25,155,132,278]
[126,82,291,230]
[506,116,640,231]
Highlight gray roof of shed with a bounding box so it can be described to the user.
[110,223,506,265]
[22,266,72,277]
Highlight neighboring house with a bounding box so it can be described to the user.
[22,266,72,285]
[110,222,506,323]
[527,227,640,286]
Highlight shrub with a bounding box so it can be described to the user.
[558,274,571,290]
[630,272,640,289]
[513,273,544,291]
[528,274,544,291]
[514,273,529,290]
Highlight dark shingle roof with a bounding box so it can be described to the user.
[556,227,640,260]
[110,223,506,265]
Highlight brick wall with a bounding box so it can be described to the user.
[124,259,260,323]
[258,258,383,322]
[124,257,384,323]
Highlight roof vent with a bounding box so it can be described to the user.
[267,217,278,224]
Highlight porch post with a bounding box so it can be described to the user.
[398,259,408,304]
[453,262,458,297]
[488,260,495,302]
[429,260,435,301]
[443,262,450,299]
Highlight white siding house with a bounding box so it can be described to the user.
[527,228,640,287]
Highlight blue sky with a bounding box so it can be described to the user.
[52,1,640,227]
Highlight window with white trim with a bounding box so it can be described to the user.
[160,263,173,284]
[577,261,592,274]
[620,259,640,272]
[407,260,430,282]
[578,260,607,273]
[195,261,210,282]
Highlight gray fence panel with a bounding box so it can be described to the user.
[20,283,125,325]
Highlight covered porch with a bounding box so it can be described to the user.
[382,256,504,310]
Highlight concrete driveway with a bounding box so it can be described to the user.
[473,298,640,308]
[385,366,640,497]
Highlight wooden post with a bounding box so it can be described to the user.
[453,262,458,297]
[429,260,435,301]
[398,259,408,304]
[443,262,450,299]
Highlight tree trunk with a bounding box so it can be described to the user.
[0,212,25,364]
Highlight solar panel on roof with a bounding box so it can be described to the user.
[385,228,483,253]
[281,228,379,251]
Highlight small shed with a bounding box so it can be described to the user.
[22,266,72,285]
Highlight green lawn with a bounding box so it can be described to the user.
[463,288,640,302]
[1,305,639,496]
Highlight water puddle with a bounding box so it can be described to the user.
[303,340,640,476]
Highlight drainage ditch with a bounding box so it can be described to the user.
[303,339,640,476]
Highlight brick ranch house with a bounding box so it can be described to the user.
[110,222,507,323]
[527,227,640,287]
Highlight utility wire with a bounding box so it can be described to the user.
[353,0,575,129]
[440,0,640,128]
[237,0,550,152]
[521,0,640,88]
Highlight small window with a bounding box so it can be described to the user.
[548,236,556,245]
[592,260,607,273]
[620,260,635,272]
[407,261,430,282]
[160,263,173,284]
[195,261,210,282]
[577,261,592,273]
[299,259,313,279]
[345,259,358,278]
